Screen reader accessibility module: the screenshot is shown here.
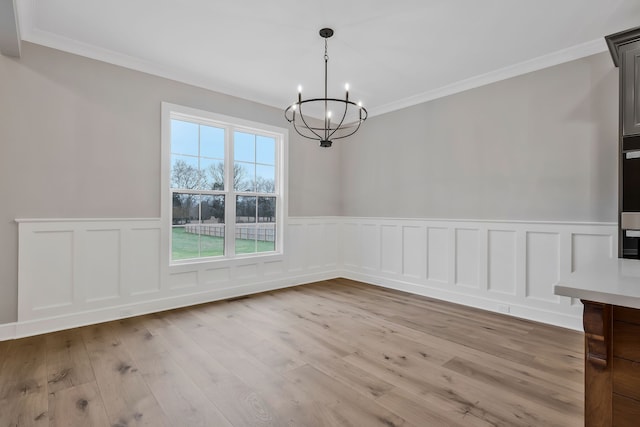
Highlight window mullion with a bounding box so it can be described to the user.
[197,125,202,258]
[225,126,235,258]
[197,194,202,257]
[172,188,226,196]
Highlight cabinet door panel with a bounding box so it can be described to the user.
[614,357,640,401]
[613,393,640,427]
[614,306,640,325]
[613,320,640,360]
[623,41,640,136]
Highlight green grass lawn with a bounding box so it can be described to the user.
[172,227,275,260]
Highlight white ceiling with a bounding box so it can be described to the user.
[13,0,640,117]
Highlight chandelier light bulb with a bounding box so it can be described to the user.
[357,101,363,107]
[327,111,332,119]
[345,83,350,91]
[297,85,302,93]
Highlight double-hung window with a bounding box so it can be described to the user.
[162,103,285,264]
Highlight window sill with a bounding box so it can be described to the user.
[168,251,284,272]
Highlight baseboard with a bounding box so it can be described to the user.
[1,268,583,341]
[339,270,583,331]
[6,270,339,340]
[1,268,584,341]
[0,322,16,341]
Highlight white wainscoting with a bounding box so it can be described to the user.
[338,217,617,330]
[13,217,340,339]
[10,216,616,339]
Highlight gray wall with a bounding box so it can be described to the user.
[0,44,620,325]
[0,42,341,324]
[341,52,618,222]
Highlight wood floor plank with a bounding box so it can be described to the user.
[442,355,582,415]
[0,279,584,426]
[0,336,49,426]
[0,338,9,367]
[111,317,168,359]
[344,349,580,426]
[0,392,49,427]
[168,311,345,426]
[134,351,233,427]
[283,364,411,427]
[113,315,234,426]
[202,292,399,402]
[81,323,168,427]
[231,293,360,357]
[0,337,48,401]
[142,322,286,427]
[204,297,352,362]
[306,353,397,400]
[375,386,494,427]
[191,304,307,373]
[319,279,584,384]
[48,381,109,427]
[286,281,584,395]
[326,278,534,333]
[45,330,95,394]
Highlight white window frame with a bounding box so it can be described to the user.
[161,102,287,267]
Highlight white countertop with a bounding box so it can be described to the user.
[555,258,640,308]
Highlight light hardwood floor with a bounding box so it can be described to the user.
[0,278,584,426]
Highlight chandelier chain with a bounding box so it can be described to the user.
[324,38,329,62]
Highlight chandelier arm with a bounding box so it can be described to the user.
[284,107,294,123]
[293,117,323,140]
[330,106,368,140]
[330,119,363,140]
[327,98,350,139]
[291,117,328,141]
[296,104,324,140]
[292,120,324,141]
[285,106,317,138]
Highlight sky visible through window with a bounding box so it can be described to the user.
[170,119,275,192]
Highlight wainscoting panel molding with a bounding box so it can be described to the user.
[10,216,616,339]
[339,218,617,331]
[403,226,427,279]
[14,217,340,339]
[488,230,517,296]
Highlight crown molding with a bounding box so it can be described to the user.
[605,25,640,67]
[17,1,608,121]
[23,27,264,99]
[367,38,608,118]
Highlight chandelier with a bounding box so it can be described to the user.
[284,28,368,148]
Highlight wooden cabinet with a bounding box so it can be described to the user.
[606,26,640,257]
[583,300,640,426]
[607,27,640,137]
[621,41,640,136]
